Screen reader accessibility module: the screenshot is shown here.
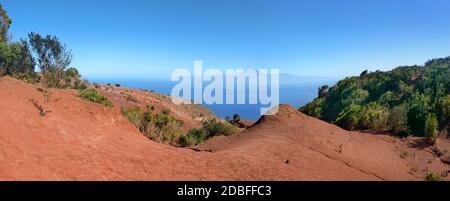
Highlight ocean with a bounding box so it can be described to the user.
[92,77,337,121]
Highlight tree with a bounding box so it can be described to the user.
[360,69,369,76]
[342,88,368,107]
[28,32,73,87]
[28,32,72,73]
[0,40,35,76]
[0,4,12,42]
[318,85,329,98]
[445,95,450,120]
[407,93,429,136]
[17,40,35,74]
[436,95,450,123]
[379,91,394,106]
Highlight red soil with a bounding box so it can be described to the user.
[0,77,448,180]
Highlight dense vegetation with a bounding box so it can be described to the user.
[301,57,450,142]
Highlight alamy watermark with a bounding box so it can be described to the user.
[170,61,279,115]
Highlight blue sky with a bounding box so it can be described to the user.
[3,0,450,80]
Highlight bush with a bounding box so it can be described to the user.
[73,80,88,90]
[41,69,64,88]
[443,95,450,121]
[379,91,394,106]
[424,172,443,181]
[335,105,363,130]
[79,89,113,108]
[13,72,38,83]
[121,107,144,130]
[179,128,207,147]
[0,40,35,76]
[33,66,84,89]
[179,119,238,147]
[407,93,429,136]
[425,113,439,144]
[342,89,369,108]
[121,105,184,145]
[202,118,238,137]
[301,98,324,118]
[146,112,185,144]
[360,102,389,130]
[64,67,79,78]
[388,105,408,135]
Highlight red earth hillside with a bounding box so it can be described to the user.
[0,77,448,180]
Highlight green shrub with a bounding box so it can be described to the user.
[342,89,369,108]
[146,112,184,144]
[42,69,64,88]
[13,72,38,83]
[335,105,363,130]
[407,93,429,136]
[360,102,389,130]
[64,67,79,78]
[73,80,88,90]
[121,107,144,130]
[388,105,408,135]
[120,105,184,145]
[202,118,238,137]
[79,89,113,108]
[0,40,35,76]
[178,119,238,147]
[443,95,450,121]
[425,113,439,144]
[37,67,83,89]
[301,98,324,118]
[179,128,207,147]
[425,172,443,181]
[178,135,195,147]
[379,91,394,106]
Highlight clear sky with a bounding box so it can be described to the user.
[3,0,450,80]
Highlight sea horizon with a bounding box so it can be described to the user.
[90,76,338,120]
